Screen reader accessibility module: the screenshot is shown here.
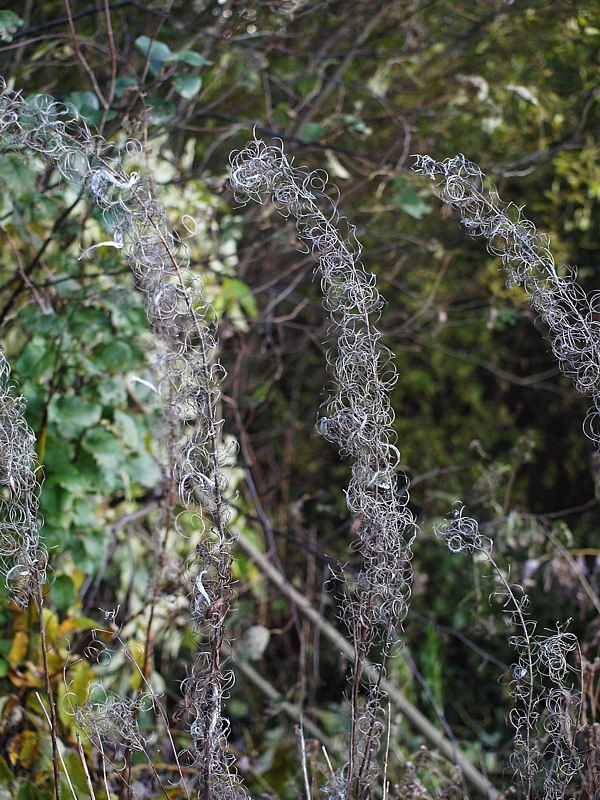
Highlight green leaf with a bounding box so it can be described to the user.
[0,756,11,786]
[17,783,39,800]
[52,462,89,493]
[177,49,212,67]
[114,409,140,449]
[42,436,74,469]
[107,300,146,335]
[222,277,258,318]
[0,154,36,201]
[49,395,103,437]
[68,538,99,574]
[94,340,132,374]
[114,77,138,98]
[61,752,92,798]
[82,427,125,462]
[173,72,202,99]
[49,575,76,610]
[69,305,111,341]
[71,497,98,528]
[135,35,173,66]
[97,377,127,408]
[66,91,101,124]
[23,311,64,337]
[0,11,23,42]
[392,180,431,219]
[14,337,49,380]
[66,91,99,112]
[41,486,75,530]
[147,99,176,125]
[81,530,106,564]
[298,122,325,143]
[128,451,161,488]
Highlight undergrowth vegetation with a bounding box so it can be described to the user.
[0,3,598,800]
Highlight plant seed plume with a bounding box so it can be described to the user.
[413,154,600,450]
[436,505,582,798]
[230,135,418,798]
[0,78,244,797]
[0,351,46,605]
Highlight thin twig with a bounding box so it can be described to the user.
[63,0,108,108]
[35,589,62,800]
[382,701,391,800]
[297,720,313,800]
[75,733,97,800]
[36,690,72,799]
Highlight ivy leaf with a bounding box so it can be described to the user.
[97,377,127,408]
[82,427,126,474]
[135,35,175,76]
[14,337,49,379]
[0,154,36,202]
[52,462,90,493]
[114,409,140,449]
[94,340,133,374]
[81,531,106,567]
[72,497,99,529]
[173,72,202,99]
[49,395,103,437]
[128,451,161,488]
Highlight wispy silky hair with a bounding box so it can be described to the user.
[230,136,417,797]
[230,137,417,632]
[0,350,46,605]
[0,80,244,797]
[413,154,600,450]
[74,685,154,754]
[436,505,582,799]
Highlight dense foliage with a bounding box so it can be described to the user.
[0,1,598,798]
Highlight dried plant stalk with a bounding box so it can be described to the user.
[413,154,600,449]
[0,350,46,604]
[0,79,244,798]
[230,136,418,799]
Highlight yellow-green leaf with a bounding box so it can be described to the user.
[8,731,39,768]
